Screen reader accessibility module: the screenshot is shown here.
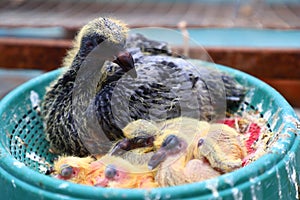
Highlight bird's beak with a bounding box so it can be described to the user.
[127,69,137,78]
[148,134,184,170]
[113,51,137,78]
[110,136,155,156]
[148,149,167,170]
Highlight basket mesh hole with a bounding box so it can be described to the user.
[8,107,55,173]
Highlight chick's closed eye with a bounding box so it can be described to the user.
[59,164,74,179]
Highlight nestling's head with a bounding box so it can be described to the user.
[53,156,94,184]
[77,17,128,57]
[64,17,135,75]
[148,134,187,170]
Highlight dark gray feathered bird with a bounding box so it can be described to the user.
[42,17,132,156]
[42,17,246,157]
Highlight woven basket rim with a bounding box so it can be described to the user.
[0,61,299,199]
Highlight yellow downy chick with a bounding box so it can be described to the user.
[154,117,210,164]
[196,123,247,173]
[149,117,211,187]
[152,133,220,186]
[53,156,95,185]
[153,134,190,187]
[149,117,245,186]
[87,155,158,188]
[53,155,158,188]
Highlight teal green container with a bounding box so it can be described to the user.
[0,61,299,199]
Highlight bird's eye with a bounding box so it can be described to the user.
[198,139,204,147]
[105,164,117,179]
[60,164,73,179]
[84,40,95,50]
[162,134,179,150]
[82,36,104,51]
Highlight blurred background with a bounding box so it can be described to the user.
[0,0,299,115]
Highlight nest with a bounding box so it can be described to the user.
[0,62,299,199]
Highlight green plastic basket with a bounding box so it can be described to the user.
[0,60,299,200]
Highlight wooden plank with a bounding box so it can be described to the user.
[262,79,300,107]
[175,47,300,79]
[1,37,299,77]
[0,38,71,70]
[0,37,299,106]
